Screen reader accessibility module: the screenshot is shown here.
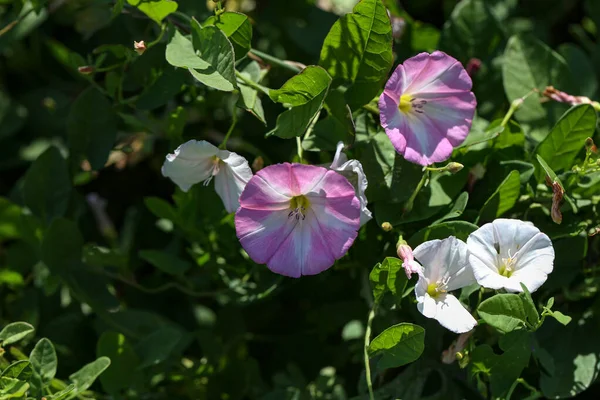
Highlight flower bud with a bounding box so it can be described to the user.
[134,40,146,55]
[396,236,420,278]
[381,222,393,232]
[78,65,94,75]
[446,162,464,174]
[585,137,594,150]
[466,58,481,77]
[252,156,264,172]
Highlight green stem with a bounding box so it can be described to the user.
[235,70,269,95]
[147,23,167,48]
[296,137,304,163]
[172,10,193,24]
[249,49,302,73]
[0,5,38,37]
[220,108,239,149]
[403,170,429,214]
[364,304,378,400]
[501,89,537,127]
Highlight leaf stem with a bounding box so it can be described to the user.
[235,70,269,95]
[500,89,538,127]
[249,49,302,73]
[296,137,304,163]
[220,108,239,149]
[0,4,39,37]
[364,303,378,400]
[404,169,429,214]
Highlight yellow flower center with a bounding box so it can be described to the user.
[289,195,310,220]
[398,94,413,113]
[426,277,450,298]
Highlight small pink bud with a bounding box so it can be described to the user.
[134,41,147,55]
[465,58,481,77]
[78,65,94,75]
[396,237,420,278]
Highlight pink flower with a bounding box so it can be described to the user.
[379,51,476,166]
[235,163,360,278]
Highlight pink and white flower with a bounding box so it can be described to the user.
[235,163,360,278]
[413,236,477,334]
[379,51,476,166]
[161,140,253,213]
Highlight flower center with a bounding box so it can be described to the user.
[288,195,310,221]
[499,250,517,277]
[398,94,427,114]
[203,156,221,186]
[426,276,450,298]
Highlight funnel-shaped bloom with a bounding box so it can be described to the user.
[235,163,360,278]
[413,236,477,333]
[161,140,253,213]
[329,142,372,226]
[379,51,476,166]
[467,219,554,293]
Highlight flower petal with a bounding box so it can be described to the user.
[514,232,554,275]
[403,51,473,95]
[507,267,550,293]
[238,174,292,211]
[417,293,437,318]
[413,236,475,291]
[291,164,329,195]
[433,293,478,334]
[235,208,296,265]
[330,155,372,226]
[161,140,218,191]
[214,150,253,213]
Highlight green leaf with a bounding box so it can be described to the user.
[126,0,177,25]
[368,323,425,369]
[69,357,111,394]
[139,250,192,276]
[519,283,540,328]
[409,221,479,246]
[0,361,32,381]
[302,116,350,152]
[471,330,532,398]
[536,154,577,212]
[67,87,118,170]
[45,384,75,400]
[135,327,183,369]
[166,27,237,92]
[41,218,83,274]
[433,192,469,224]
[0,198,21,241]
[439,0,503,62]
[559,43,598,98]
[502,34,572,141]
[23,146,71,224]
[477,293,538,333]
[478,170,520,222]
[0,323,34,346]
[546,310,572,326]
[536,104,597,175]
[136,68,188,110]
[266,66,332,138]
[319,0,393,109]
[97,332,140,395]
[205,12,252,60]
[369,257,407,303]
[29,338,57,398]
[237,61,267,124]
[0,377,29,399]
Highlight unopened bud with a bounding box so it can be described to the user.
[549,181,564,225]
[446,162,464,174]
[78,65,94,75]
[381,222,393,232]
[455,352,464,360]
[252,156,264,172]
[466,58,481,77]
[396,236,420,278]
[585,137,594,149]
[592,101,600,112]
[42,97,56,111]
[134,40,146,55]
[511,97,524,109]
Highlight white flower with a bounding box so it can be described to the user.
[413,236,478,334]
[329,141,372,226]
[161,140,253,213]
[466,218,554,293]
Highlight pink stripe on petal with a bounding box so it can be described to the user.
[290,164,328,195]
[235,208,296,264]
[405,51,472,95]
[254,163,296,197]
[305,169,357,199]
[239,175,291,211]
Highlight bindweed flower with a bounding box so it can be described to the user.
[396,236,420,279]
[235,163,360,278]
[329,142,372,226]
[379,51,476,166]
[467,219,554,293]
[134,40,147,55]
[413,236,477,334]
[161,140,253,213]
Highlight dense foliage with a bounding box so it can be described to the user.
[0,0,599,399]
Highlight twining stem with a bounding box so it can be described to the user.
[235,70,270,95]
[147,23,167,49]
[296,137,304,163]
[249,49,302,73]
[404,169,429,214]
[0,5,39,37]
[364,303,378,400]
[220,108,239,149]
